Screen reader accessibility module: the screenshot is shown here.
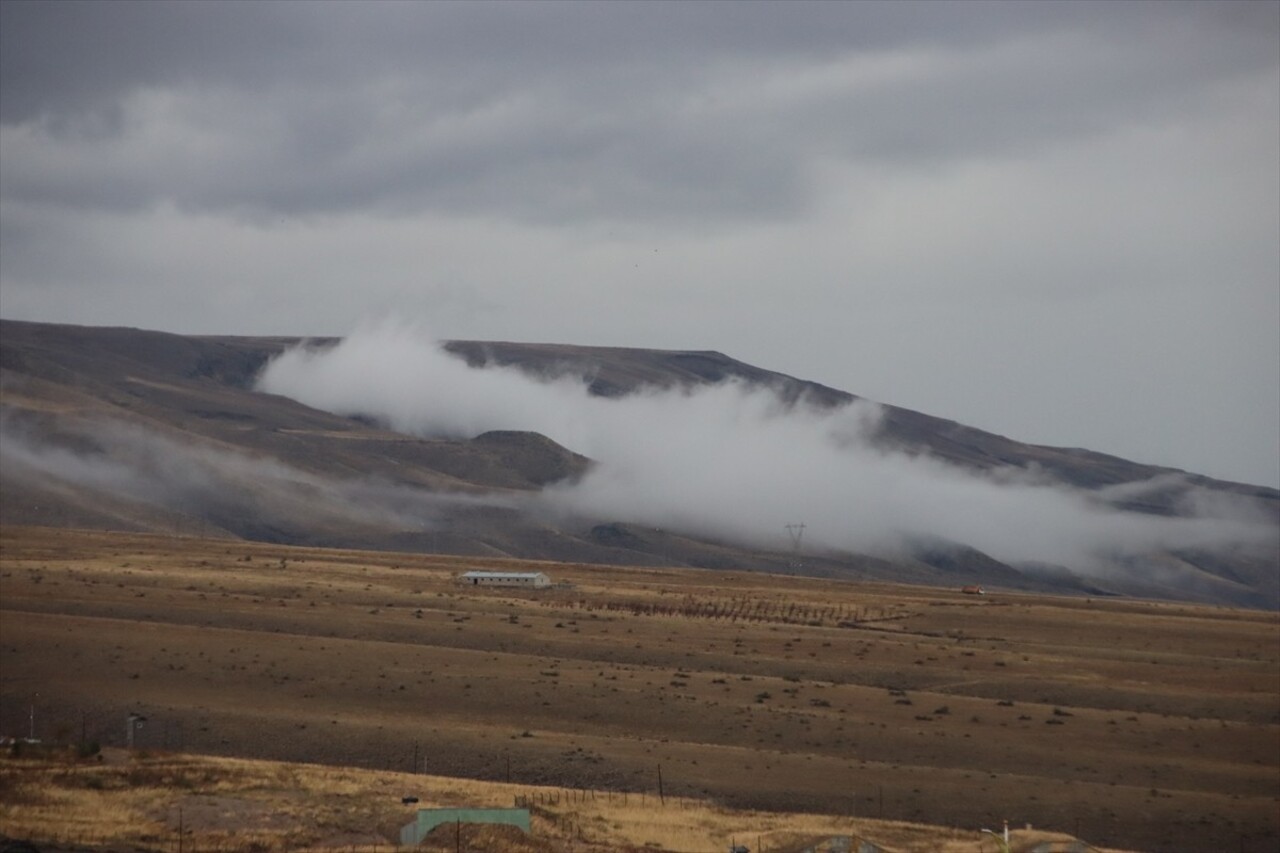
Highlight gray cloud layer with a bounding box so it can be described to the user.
[2,1,1274,223]
[1,1,1276,488]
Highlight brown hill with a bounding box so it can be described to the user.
[0,319,1275,607]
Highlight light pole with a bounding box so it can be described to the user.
[980,828,1010,853]
[127,713,147,750]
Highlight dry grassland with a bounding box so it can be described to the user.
[1,526,1277,852]
[0,749,1133,853]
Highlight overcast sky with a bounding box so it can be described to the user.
[1,0,1277,488]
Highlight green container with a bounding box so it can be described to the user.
[399,807,531,845]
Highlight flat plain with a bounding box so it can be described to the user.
[1,525,1277,852]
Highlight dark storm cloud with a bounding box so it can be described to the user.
[2,0,1274,223]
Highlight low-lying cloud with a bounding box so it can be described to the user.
[257,321,1277,573]
[0,411,502,537]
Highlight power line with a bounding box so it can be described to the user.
[785,523,806,569]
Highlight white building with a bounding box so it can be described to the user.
[458,570,551,588]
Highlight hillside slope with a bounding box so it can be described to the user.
[1,319,1275,606]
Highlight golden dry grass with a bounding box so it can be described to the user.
[1,526,1277,852]
[0,749,1135,852]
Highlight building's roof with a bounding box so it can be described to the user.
[460,571,549,579]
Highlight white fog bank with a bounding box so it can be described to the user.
[257,321,1277,572]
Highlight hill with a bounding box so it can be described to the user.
[0,318,1276,607]
[0,749,1134,853]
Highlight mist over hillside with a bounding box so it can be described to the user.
[2,318,1276,607]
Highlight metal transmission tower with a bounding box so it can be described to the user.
[785,523,806,569]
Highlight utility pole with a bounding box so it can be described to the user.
[126,713,146,750]
[785,523,806,569]
[980,828,1010,853]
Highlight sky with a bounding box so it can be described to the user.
[1,0,1277,488]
